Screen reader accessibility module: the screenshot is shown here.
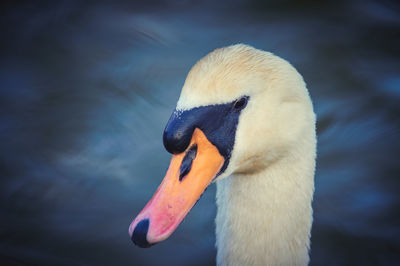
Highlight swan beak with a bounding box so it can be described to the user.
[129,128,224,247]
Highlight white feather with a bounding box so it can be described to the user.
[177,44,316,266]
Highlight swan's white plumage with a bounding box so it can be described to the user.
[177,44,316,266]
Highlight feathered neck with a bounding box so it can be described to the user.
[215,137,316,266]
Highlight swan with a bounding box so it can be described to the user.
[129,44,316,266]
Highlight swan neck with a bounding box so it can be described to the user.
[215,152,315,266]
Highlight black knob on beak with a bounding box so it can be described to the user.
[163,110,195,154]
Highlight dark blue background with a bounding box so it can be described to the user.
[1,0,399,265]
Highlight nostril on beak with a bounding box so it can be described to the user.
[131,219,153,248]
[179,144,198,181]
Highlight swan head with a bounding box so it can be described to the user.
[129,44,315,247]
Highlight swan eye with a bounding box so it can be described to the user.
[233,97,248,110]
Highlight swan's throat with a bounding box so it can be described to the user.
[215,152,315,266]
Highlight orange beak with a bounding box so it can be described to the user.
[129,128,224,247]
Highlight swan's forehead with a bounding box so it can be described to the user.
[177,80,246,109]
[176,44,270,110]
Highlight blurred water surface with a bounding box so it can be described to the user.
[0,0,399,265]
